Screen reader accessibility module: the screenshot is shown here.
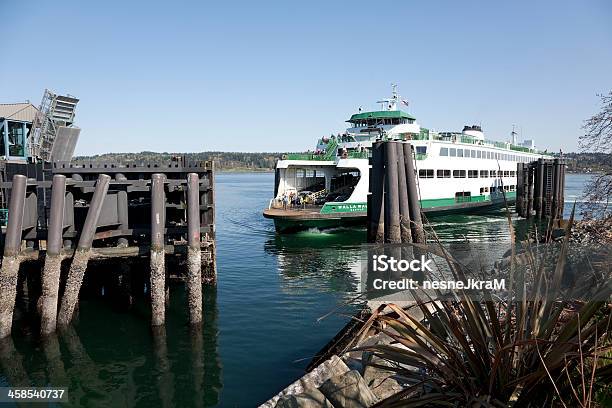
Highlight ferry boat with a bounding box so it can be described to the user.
[263,86,552,232]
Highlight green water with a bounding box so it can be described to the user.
[0,172,590,407]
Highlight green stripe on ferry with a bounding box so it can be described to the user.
[321,202,367,214]
[319,192,517,214]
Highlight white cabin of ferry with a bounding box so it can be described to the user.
[267,85,551,224]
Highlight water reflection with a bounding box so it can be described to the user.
[0,337,30,387]
[152,326,175,408]
[0,270,223,408]
[264,229,364,297]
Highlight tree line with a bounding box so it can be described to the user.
[75,151,283,171]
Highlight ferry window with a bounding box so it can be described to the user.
[503,171,510,177]
[453,170,466,178]
[510,171,515,176]
[480,170,489,178]
[477,150,482,159]
[297,169,306,178]
[510,185,515,191]
[306,170,315,178]
[416,146,427,155]
[468,170,478,178]
[490,170,497,177]
[419,169,434,178]
[440,147,449,156]
[471,150,476,158]
[437,169,451,178]
[457,149,464,157]
[449,148,456,157]
[504,185,509,191]
[486,151,491,159]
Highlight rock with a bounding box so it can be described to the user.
[260,355,350,408]
[362,354,403,401]
[569,218,612,245]
[319,370,377,408]
[343,331,394,373]
[275,387,333,408]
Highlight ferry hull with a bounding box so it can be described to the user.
[264,195,516,233]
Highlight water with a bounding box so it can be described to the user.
[0,172,590,407]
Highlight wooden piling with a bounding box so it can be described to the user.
[150,174,166,327]
[522,164,529,218]
[117,190,128,232]
[396,142,412,243]
[403,143,425,243]
[535,158,544,218]
[516,163,524,217]
[526,165,534,218]
[552,159,561,219]
[187,173,202,325]
[0,175,27,339]
[384,142,401,243]
[368,141,385,243]
[40,175,67,336]
[57,174,111,328]
[559,159,565,218]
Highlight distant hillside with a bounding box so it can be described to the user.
[75,151,611,173]
[561,152,611,173]
[75,151,284,171]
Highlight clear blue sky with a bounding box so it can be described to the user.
[1,0,610,154]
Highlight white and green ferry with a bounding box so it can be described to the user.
[263,86,551,232]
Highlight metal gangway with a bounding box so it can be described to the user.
[29,89,80,162]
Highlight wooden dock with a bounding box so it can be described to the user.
[0,158,216,338]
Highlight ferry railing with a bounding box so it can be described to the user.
[268,199,322,211]
[410,134,430,141]
[283,137,339,161]
[346,150,369,159]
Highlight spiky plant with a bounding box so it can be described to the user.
[353,207,612,407]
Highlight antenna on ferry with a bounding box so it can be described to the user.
[511,125,518,145]
[377,83,399,111]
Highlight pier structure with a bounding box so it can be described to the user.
[0,159,215,338]
[367,141,425,244]
[516,158,565,219]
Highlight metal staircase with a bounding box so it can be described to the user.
[322,138,338,160]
